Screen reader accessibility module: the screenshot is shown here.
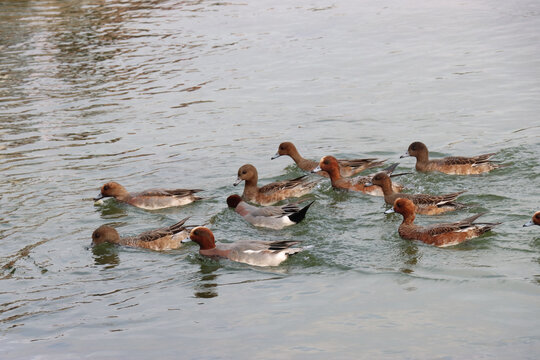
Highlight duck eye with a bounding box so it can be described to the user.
[95,233,100,238]
[104,185,109,190]
[242,170,247,174]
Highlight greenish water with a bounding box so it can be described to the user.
[1,0,539,359]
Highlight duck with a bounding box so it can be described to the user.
[312,156,404,196]
[91,218,190,251]
[400,141,503,175]
[523,211,540,227]
[233,164,318,205]
[226,194,313,230]
[187,227,304,266]
[271,141,385,177]
[366,172,467,215]
[385,198,500,247]
[94,181,203,210]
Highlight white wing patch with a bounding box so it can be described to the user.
[243,249,264,254]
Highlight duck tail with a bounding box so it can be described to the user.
[285,247,304,256]
[460,212,487,224]
[169,217,190,233]
[478,222,502,234]
[287,201,314,224]
[382,162,399,174]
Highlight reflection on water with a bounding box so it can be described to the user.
[95,201,128,219]
[193,263,220,299]
[91,243,120,269]
[398,241,420,274]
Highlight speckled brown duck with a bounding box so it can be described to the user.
[94,181,203,210]
[233,164,318,206]
[385,198,500,247]
[366,171,467,215]
[401,141,503,175]
[312,156,403,196]
[91,218,190,251]
[271,141,385,177]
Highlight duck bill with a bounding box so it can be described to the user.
[181,238,193,243]
[311,165,322,173]
[400,151,410,159]
[384,208,395,214]
[523,220,534,227]
[233,177,243,186]
[93,193,104,201]
[271,152,281,160]
[365,181,373,186]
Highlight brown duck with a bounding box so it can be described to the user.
[91,218,190,251]
[385,198,500,247]
[401,141,503,175]
[366,172,467,215]
[271,141,385,177]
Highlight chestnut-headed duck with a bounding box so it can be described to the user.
[91,218,190,251]
[523,211,540,227]
[233,164,318,206]
[94,181,203,210]
[187,227,304,266]
[385,198,499,247]
[312,156,404,196]
[271,141,385,177]
[227,194,313,230]
[401,141,503,175]
[366,172,467,215]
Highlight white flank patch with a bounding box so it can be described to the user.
[243,249,263,254]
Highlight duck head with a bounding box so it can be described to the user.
[189,227,217,250]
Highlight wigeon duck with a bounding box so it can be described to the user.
[233,164,318,206]
[385,198,500,247]
[271,141,385,177]
[523,211,540,227]
[94,181,203,210]
[187,227,304,266]
[226,194,314,230]
[91,218,190,251]
[312,156,404,196]
[366,172,467,215]
[401,141,503,175]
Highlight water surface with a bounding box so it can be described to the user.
[1,0,539,359]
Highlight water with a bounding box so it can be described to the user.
[1,0,539,358]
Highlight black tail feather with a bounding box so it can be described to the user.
[287,201,314,224]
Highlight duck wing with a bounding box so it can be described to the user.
[259,175,316,194]
[137,188,203,197]
[338,158,386,169]
[412,191,466,206]
[425,213,486,236]
[440,154,496,166]
[133,217,190,242]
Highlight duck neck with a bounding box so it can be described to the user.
[379,178,395,195]
[115,187,131,202]
[242,175,259,199]
[287,146,305,164]
[401,211,416,225]
[326,167,342,184]
[415,149,429,165]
